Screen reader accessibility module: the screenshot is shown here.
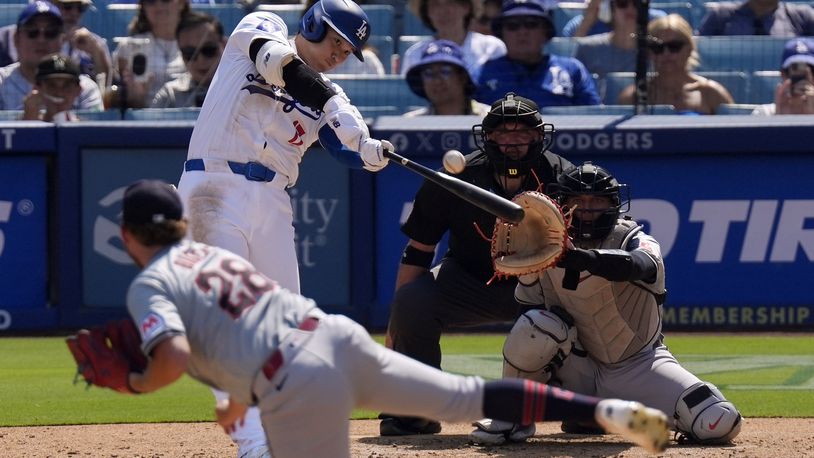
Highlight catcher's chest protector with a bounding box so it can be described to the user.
[542,220,665,364]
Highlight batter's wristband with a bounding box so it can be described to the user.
[401,245,434,268]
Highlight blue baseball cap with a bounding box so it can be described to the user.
[781,38,814,70]
[18,1,63,27]
[122,179,183,226]
[405,39,474,99]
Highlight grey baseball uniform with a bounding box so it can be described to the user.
[515,219,701,419]
[127,240,486,457]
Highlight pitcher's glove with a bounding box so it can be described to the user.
[65,319,147,394]
[491,191,570,278]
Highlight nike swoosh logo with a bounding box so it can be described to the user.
[708,412,726,430]
[275,374,289,391]
[578,274,593,283]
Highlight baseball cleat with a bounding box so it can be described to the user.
[469,419,536,445]
[594,399,670,454]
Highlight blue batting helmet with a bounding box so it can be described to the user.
[300,0,371,62]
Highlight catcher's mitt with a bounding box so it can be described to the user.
[66,318,147,394]
[491,191,570,278]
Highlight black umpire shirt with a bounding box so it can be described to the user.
[402,149,572,283]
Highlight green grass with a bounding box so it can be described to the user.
[1,334,812,426]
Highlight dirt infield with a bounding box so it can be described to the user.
[2,418,812,457]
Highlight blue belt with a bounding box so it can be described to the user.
[184,158,277,182]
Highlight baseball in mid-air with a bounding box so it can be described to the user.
[443,149,466,174]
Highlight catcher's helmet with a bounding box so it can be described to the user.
[300,0,370,62]
[551,162,629,240]
[472,92,554,178]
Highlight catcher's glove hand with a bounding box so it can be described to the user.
[66,318,147,394]
[491,191,570,278]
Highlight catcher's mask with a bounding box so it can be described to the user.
[472,92,554,180]
[549,162,630,240]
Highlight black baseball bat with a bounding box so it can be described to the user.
[383,149,525,224]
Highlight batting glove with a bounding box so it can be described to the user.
[359,138,391,172]
[323,94,369,149]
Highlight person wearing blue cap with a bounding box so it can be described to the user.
[475,0,601,108]
[403,39,490,116]
[0,1,102,111]
[753,37,814,115]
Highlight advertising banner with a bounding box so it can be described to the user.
[0,156,52,330]
[79,147,350,312]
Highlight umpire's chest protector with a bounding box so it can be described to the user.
[542,220,665,364]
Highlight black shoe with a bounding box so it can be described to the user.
[379,415,442,436]
[561,419,606,435]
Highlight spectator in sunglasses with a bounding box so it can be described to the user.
[698,0,814,36]
[400,0,506,82]
[54,0,112,86]
[469,0,502,35]
[151,11,224,108]
[562,0,666,38]
[111,0,190,108]
[403,39,490,116]
[0,1,102,111]
[573,0,664,102]
[475,0,601,108]
[618,15,734,114]
[753,37,814,115]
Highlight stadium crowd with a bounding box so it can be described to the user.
[0,0,811,119]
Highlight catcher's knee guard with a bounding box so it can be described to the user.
[502,307,577,382]
[674,382,742,444]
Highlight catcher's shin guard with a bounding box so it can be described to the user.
[674,382,742,444]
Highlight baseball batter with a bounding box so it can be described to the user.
[471,163,743,445]
[116,179,671,457]
[175,1,390,454]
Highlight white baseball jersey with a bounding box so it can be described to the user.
[187,11,356,187]
[127,240,487,457]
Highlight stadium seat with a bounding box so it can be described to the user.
[397,35,429,58]
[603,71,750,104]
[552,2,584,35]
[697,71,749,103]
[695,36,787,73]
[0,4,25,27]
[102,4,139,42]
[541,104,675,115]
[361,4,395,38]
[0,110,22,121]
[402,9,432,35]
[329,75,425,113]
[546,37,577,57]
[124,108,201,121]
[255,4,302,33]
[604,72,635,105]
[192,4,247,35]
[750,70,782,105]
[716,103,759,114]
[650,1,693,27]
[77,110,123,121]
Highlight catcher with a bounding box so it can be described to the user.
[471,162,743,446]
